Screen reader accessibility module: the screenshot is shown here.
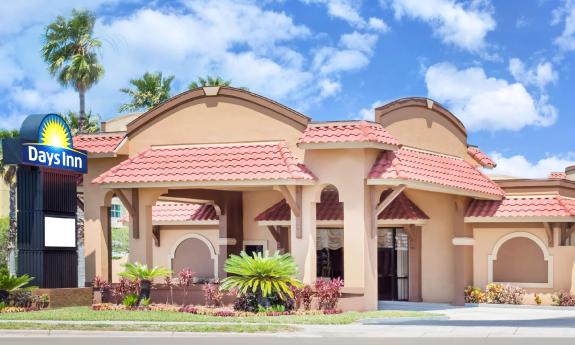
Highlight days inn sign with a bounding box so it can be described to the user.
[20,114,87,173]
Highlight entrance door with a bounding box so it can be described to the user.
[378,228,409,301]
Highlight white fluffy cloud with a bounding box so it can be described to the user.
[357,100,388,120]
[384,0,495,52]
[313,31,378,74]
[303,0,389,31]
[425,62,557,131]
[553,0,575,51]
[488,152,575,179]
[509,58,558,90]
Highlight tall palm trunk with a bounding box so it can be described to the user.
[7,181,17,275]
[77,203,85,287]
[79,88,86,134]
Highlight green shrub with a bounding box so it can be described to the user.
[464,285,486,303]
[119,262,171,281]
[122,294,138,308]
[0,218,9,270]
[485,283,525,304]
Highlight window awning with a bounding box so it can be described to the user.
[92,141,316,188]
[465,195,575,223]
[255,189,428,226]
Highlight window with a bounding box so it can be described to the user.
[316,228,344,279]
[243,240,267,257]
[111,204,122,219]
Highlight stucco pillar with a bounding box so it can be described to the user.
[290,185,316,284]
[129,188,166,268]
[452,197,473,306]
[216,192,243,278]
[407,225,422,302]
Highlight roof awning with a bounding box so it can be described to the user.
[465,195,575,223]
[73,133,127,158]
[93,141,316,188]
[367,147,505,200]
[255,189,428,226]
[297,121,400,150]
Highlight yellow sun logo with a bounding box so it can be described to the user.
[39,115,72,149]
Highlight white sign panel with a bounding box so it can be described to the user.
[44,216,76,248]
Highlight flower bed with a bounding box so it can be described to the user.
[91,303,342,317]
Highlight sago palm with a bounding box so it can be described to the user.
[220,251,302,300]
[0,273,33,292]
[119,262,171,281]
[42,9,104,133]
[119,72,174,112]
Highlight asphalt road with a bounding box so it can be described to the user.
[3,337,575,345]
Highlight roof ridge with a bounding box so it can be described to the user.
[401,146,464,160]
[151,141,281,150]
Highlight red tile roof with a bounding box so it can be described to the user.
[298,121,399,147]
[93,141,315,185]
[467,146,497,168]
[368,147,505,198]
[466,195,575,218]
[549,172,567,180]
[255,189,428,222]
[73,133,126,154]
[152,202,218,222]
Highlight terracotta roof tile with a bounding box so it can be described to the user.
[93,141,315,184]
[298,121,399,147]
[368,147,505,198]
[73,133,125,153]
[467,146,497,168]
[466,195,575,218]
[152,202,218,222]
[255,189,428,222]
[549,172,567,180]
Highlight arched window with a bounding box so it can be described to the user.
[488,232,553,288]
[316,186,344,279]
[170,234,218,279]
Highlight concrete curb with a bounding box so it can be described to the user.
[357,316,449,325]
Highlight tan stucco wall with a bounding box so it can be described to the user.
[242,190,284,254]
[152,226,219,280]
[473,224,575,296]
[127,96,305,159]
[83,157,127,281]
[402,189,464,303]
[377,105,468,158]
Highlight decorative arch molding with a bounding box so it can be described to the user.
[168,233,219,278]
[375,97,467,138]
[126,87,310,136]
[487,231,553,288]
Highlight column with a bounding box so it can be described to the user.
[129,188,166,268]
[452,197,474,306]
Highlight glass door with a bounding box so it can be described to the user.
[378,228,409,301]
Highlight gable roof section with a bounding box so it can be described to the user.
[92,141,315,187]
[126,87,310,136]
[465,195,575,222]
[467,146,497,168]
[255,189,428,223]
[368,147,505,200]
[298,121,400,149]
[73,132,126,155]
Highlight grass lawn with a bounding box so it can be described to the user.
[0,322,293,333]
[0,307,437,325]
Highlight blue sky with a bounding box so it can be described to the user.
[1,0,575,178]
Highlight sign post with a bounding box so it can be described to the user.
[2,114,87,288]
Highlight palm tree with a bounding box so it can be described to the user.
[119,72,174,112]
[0,129,19,275]
[120,262,171,304]
[42,9,104,133]
[188,75,234,90]
[63,111,100,135]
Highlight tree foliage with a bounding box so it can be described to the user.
[119,72,175,112]
[63,111,100,135]
[188,75,232,90]
[119,262,171,281]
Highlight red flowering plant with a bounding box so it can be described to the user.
[112,277,140,304]
[202,282,225,307]
[291,284,314,311]
[314,277,343,311]
[177,268,195,302]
